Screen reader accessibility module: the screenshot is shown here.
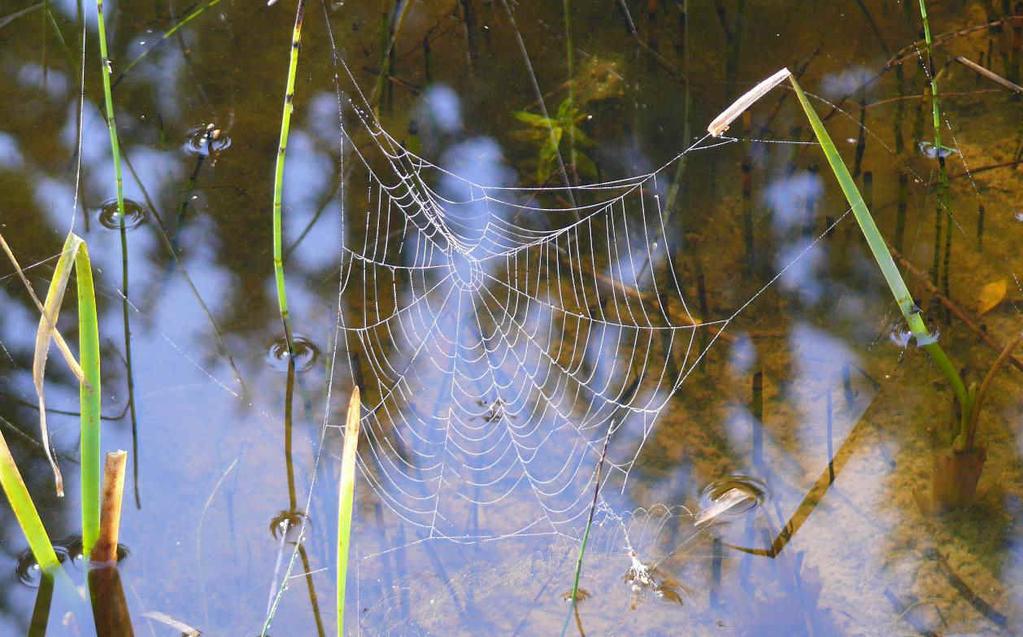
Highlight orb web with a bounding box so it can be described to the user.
[323,58,738,544]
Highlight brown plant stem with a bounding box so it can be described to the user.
[93,450,127,564]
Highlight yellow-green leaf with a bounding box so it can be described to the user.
[977,278,1007,316]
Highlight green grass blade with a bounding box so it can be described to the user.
[788,79,920,327]
[74,237,102,558]
[0,430,60,573]
[336,387,361,636]
[787,76,969,425]
[272,0,308,351]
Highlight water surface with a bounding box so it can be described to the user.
[1,1,1022,635]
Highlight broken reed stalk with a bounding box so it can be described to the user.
[708,69,971,445]
[272,0,307,353]
[559,425,612,637]
[90,450,133,637]
[92,451,127,564]
[336,387,361,636]
[90,450,136,637]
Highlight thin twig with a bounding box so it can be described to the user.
[954,56,1023,94]
[886,18,1023,68]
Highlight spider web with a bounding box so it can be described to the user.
[257,12,875,631]
[317,52,804,546]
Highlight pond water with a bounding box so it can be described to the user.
[1,1,1023,635]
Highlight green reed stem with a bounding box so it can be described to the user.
[75,238,102,557]
[0,431,60,574]
[272,0,307,352]
[95,0,124,231]
[560,426,612,637]
[337,388,361,636]
[789,76,971,440]
[95,0,139,510]
[918,0,955,297]
[917,0,942,149]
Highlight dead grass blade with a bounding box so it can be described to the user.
[32,234,87,497]
[0,233,83,381]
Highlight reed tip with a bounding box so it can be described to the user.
[708,67,792,137]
